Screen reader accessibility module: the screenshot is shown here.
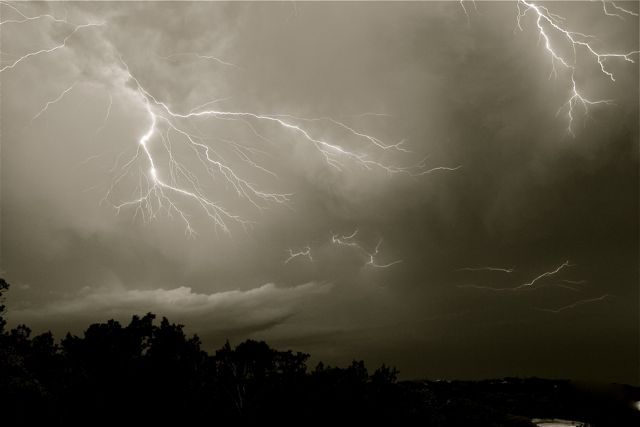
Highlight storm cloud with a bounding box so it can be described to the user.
[1,1,638,383]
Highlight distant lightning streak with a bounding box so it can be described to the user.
[518,260,571,288]
[0,1,71,26]
[413,165,462,175]
[0,21,104,73]
[459,0,478,24]
[77,152,106,167]
[331,229,363,250]
[599,0,639,19]
[513,0,639,135]
[271,114,410,153]
[331,230,402,268]
[347,112,392,119]
[30,83,76,123]
[284,246,312,264]
[460,1,470,23]
[155,52,241,69]
[457,284,517,292]
[366,239,403,268]
[458,266,515,273]
[457,261,574,292]
[562,279,587,285]
[187,97,231,115]
[95,94,113,136]
[535,294,612,313]
[548,283,581,292]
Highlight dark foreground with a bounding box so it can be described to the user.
[1,279,638,426]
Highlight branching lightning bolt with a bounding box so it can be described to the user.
[284,246,312,264]
[513,0,639,136]
[457,260,575,292]
[0,1,71,26]
[0,19,104,73]
[459,0,478,25]
[3,1,460,235]
[331,230,402,268]
[366,239,403,268]
[92,54,452,235]
[598,0,639,19]
[8,1,636,239]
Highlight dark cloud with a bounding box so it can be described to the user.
[1,1,637,384]
[8,281,331,339]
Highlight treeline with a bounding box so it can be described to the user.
[1,278,638,426]
[0,313,400,425]
[0,278,413,425]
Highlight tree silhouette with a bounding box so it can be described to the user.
[0,278,9,333]
[0,277,638,426]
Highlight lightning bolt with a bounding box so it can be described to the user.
[284,246,312,264]
[412,164,463,176]
[598,0,639,19]
[366,239,403,268]
[562,279,588,285]
[518,260,571,288]
[7,1,635,238]
[93,53,452,235]
[77,153,107,168]
[331,230,402,268]
[458,266,515,273]
[155,52,242,70]
[512,0,638,136]
[106,59,426,233]
[270,114,411,153]
[459,0,478,25]
[4,2,460,235]
[0,1,70,26]
[0,20,105,73]
[457,260,575,292]
[30,83,76,124]
[534,294,612,313]
[94,94,113,136]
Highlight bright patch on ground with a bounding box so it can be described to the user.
[533,419,587,427]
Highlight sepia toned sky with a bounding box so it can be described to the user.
[1,1,638,384]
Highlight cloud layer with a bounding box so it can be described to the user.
[1,2,638,383]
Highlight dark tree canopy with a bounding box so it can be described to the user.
[0,278,637,426]
[0,278,9,333]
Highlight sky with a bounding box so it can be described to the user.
[1,1,638,384]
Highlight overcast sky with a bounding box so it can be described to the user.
[1,1,638,384]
